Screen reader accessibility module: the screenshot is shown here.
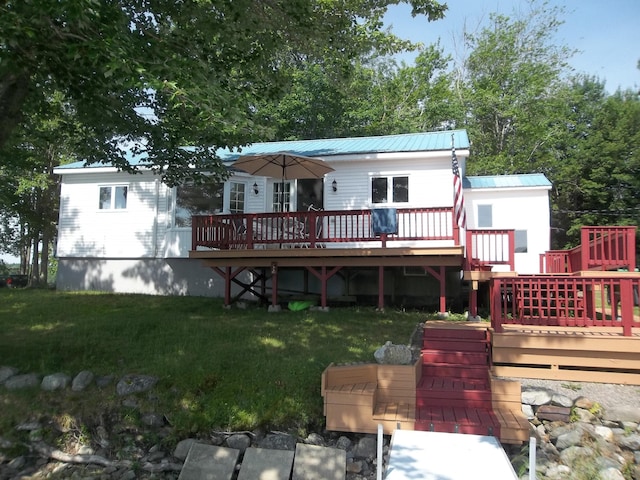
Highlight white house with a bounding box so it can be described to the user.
[53,130,551,308]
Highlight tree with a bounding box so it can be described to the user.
[258,45,457,140]
[457,0,574,176]
[0,0,447,185]
[0,89,81,284]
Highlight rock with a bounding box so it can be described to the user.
[573,396,595,410]
[304,432,325,446]
[572,407,597,424]
[141,413,165,428]
[336,436,352,450]
[226,433,251,452]
[96,375,115,388]
[72,370,94,391]
[258,433,296,451]
[0,366,18,383]
[346,460,363,473]
[8,455,26,470]
[116,374,158,396]
[559,445,594,465]
[615,432,640,450]
[536,405,571,423]
[373,341,412,365]
[15,421,42,431]
[594,425,615,442]
[598,467,625,480]
[603,406,640,423]
[174,438,197,461]
[4,373,40,390]
[522,388,553,406]
[550,393,573,408]
[353,436,376,459]
[522,404,535,419]
[41,372,71,391]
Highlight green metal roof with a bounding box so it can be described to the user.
[55,130,470,170]
[464,174,551,189]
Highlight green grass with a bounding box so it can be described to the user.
[0,289,447,437]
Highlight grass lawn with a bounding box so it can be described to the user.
[0,289,450,438]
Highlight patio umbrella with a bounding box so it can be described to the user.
[234,152,335,212]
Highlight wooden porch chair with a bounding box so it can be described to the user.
[301,204,326,248]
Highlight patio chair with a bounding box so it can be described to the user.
[230,218,247,249]
[301,204,326,248]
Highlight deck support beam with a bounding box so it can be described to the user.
[469,280,479,318]
[424,266,447,314]
[306,266,343,308]
[378,266,385,310]
[270,262,279,308]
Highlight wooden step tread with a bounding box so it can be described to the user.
[373,402,415,421]
[415,406,499,427]
[417,377,489,391]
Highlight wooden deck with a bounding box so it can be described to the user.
[322,323,530,445]
[322,320,640,444]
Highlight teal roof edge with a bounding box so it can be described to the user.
[55,130,470,170]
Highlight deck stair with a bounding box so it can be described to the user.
[416,327,500,436]
[321,325,530,444]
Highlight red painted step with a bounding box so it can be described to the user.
[417,327,499,438]
[421,350,489,366]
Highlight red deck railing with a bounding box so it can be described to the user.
[491,275,640,336]
[465,229,515,271]
[191,207,460,250]
[540,226,637,273]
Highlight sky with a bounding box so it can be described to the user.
[383,0,640,93]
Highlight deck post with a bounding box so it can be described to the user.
[306,266,343,309]
[423,266,447,314]
[378,266,385,310]
[620,279,634,336]
[270,262,279,309]
[469,280,478,318]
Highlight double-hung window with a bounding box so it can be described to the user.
[229,181,246,214]
[371,176,409,204]
[99,185,128,210]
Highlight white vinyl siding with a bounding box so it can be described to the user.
[57,172,166,258]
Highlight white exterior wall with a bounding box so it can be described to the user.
[57,170,169,258]
[465,187,551,274]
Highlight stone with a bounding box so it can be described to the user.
[41,372,71,391]
[258,433,296,451]
[536,405,571,423]
[521,388,553,406]
[335,436,352,450]
[304,432,325,446]
[0,366,18,383]
[179,443,239,480]
[598,467,626,480]
[4,373,39,390]
[615,432,640,450]
[72,370,94,391]
[594,425,614,442]
[292,443,346,480]
[551,393,573,408]
[352,436,376,459]
[603,406,640,423]
[559,445,594,465]
[521,404,535,419]
[373,341,412,365]
[572,407,597,423]
[174,438,198,461]
[237,447,294,480]
[96,375,115,388]
[226,433,251,452]
[141,413,165,428]
[116,374,158,396]
[573,396,595,410]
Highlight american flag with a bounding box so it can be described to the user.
[451,135,467,229]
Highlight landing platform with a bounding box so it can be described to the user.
[384,430,518,480]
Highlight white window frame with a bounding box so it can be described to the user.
[228,181,246,214]
[98,184,128,211]
[515,229,528,253]
[271,181,293,212]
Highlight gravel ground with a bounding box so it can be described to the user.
[508,377,640,411]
